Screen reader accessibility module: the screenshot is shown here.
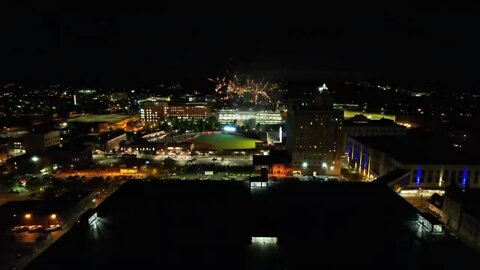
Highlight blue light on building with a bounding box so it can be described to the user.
[362,153,368,170]
[416,167,421,187]
[462,166,468,188]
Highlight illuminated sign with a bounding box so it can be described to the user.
[250,182,267,188]
[251,237,277,245]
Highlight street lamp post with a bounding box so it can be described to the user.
[31,156,40,173]
[302,162,308,175]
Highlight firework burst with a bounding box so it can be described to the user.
[209,75,279,104]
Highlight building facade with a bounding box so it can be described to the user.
[286,86,343,176]
[347,136,480,189]
[443,187,480,247]
[218,109,283,125]
[140,102,211,123]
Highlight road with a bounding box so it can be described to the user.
[2,184,121,270]
[93,153,253,167]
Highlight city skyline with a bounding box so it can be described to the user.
[1,3,480,269]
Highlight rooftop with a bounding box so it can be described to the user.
[344,116,404,128]
[27,181,476,269]
[353,135,480,165]
[253,150,291,165]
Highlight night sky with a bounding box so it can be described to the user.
[1,2,479,88]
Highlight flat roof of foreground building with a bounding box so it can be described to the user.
[27,180,477,270]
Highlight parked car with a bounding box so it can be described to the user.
[46,224,62,232]
[28,225,45,233]
[11,226,29,233]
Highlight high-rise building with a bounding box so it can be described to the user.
[140,101,211,123]
[286,84,343,175]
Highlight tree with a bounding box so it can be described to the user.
[205,116,219,131]
[163,158,177,171]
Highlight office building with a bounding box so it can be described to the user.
[286,85,343,175]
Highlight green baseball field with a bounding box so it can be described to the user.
[192,134,260,150]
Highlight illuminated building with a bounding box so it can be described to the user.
[286,85,343,176]
[347,136,480,188]
[218,109,283,125]
[119,141,193,156]
[140,101,211,123]
[96,132,127,151]
[253,150,293,177]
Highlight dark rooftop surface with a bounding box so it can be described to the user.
[446,187,480,220]
[344,116,404,127]
[353,135,480,165]
[253,150,291,165]
[373,168,410,186]
[27,181,477,270]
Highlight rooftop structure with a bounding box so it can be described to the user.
[27,181,477,269]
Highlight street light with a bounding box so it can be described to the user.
[31,156,39,162]
[50,214,57,220]
[24,213,31,219]
[302,162,308,169]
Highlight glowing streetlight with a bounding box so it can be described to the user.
[322,162,327,169]
[50,214,57,219]
[302,162,308,169]
[24,213,32,219]
[31,156,39,162]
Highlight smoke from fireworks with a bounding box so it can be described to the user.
[208,75,279,104]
